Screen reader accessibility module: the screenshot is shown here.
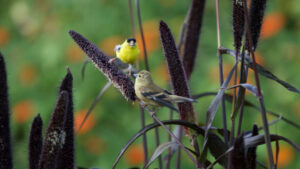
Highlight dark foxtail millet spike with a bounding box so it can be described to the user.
[159,21,196,131]
[230,135,246,169]
[246,124,258,169]
[56,67,74,169]
[29,114,43,169]
[247,0,267,50]
[182,0,205,80]
[38,91,69,169]
[232,0,245,55]
[69,30,136,101]
[0,53,13,169]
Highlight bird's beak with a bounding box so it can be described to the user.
[133,73,138,78]
[129,41,135,47]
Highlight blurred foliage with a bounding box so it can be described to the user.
[0,0,300,168]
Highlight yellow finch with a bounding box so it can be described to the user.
[114,38,140,64]
[134,70,196,111]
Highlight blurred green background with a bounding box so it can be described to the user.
[0,0,300,168]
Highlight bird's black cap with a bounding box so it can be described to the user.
[127,38,136,43]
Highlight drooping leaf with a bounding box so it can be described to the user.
[207,147,233,169]
[221,47,300,94]
[144,142,178,169]
[112,120,228,169]
[203,63,237,143]
[227,83,259,97]
[193,91,300,130]
[78,81,112,133]
[244,134,300,153]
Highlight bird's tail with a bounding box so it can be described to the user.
[169,95,197,103]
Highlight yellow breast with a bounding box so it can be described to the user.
[116,44,139,64]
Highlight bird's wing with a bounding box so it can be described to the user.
[140,86,178,112]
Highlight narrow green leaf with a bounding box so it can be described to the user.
[244,134,300,153]
[144,142,178,169]
[221,47,300,94]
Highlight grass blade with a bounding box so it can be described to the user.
[227,83,259,97]
[244,134,300,153]
[203,63,237,143]
[112,119,230,169]
[207,147,233,169]
[144,142,178,169]
[221,47,300,94]
[77,81,112,133]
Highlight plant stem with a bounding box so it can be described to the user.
[176,127,183,169]
[237,48,248,136]
[242,0,274,168]
[165,110,174,169]
[139,106,148,166]
[135,0,149,71]
[154,119,163,169]
[216,0,228,146]
[128,0,136,38]
[141,102,199,168]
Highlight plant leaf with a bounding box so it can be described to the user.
[221,47,300,94]
[193,91,300,130]
[112,120,229,169]
[144,142,178,169]
[203,63,237,145]
[227,83,259,97]
[244,134,300,153]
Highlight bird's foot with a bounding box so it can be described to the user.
[108,58,116,64]
[127,64,133,77]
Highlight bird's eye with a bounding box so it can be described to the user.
[138,75,141,78]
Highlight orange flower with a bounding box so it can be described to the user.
[83,136,106,154]
[18,64,38,87]
[13,100,35,124]
[153,63,170,84]
[74,109,96,135]
[273,144,295,168]
[157,0,176,7]
[293,99,300,118]
[208,63,234,84]
[99,36,124,56]
[253,51,264,66]
[125,144,145,165]
[0,27,10,47]
[66,44,84,63]
[137,20,160,59]
[261,12,286,39]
